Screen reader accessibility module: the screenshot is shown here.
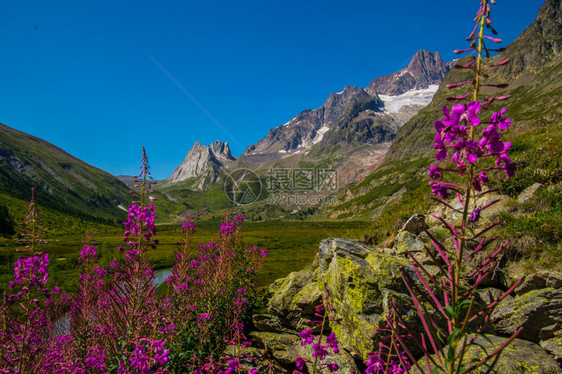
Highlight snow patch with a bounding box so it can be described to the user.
[379,85,439,114]
[278,150,287,153]
[312,125,330,145]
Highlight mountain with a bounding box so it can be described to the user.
[164,140,235,189]
[238,50,451,169]
[0,122,130,220]
[328,0,561,220]
[240,85,377,164]
[365,50,453,96]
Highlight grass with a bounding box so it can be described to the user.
[0,219,369,292]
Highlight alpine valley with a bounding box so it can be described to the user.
[0,0,560,231]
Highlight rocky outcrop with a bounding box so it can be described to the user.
[258,235,562,372]
[165,140,235,188]
[260,238,421,371]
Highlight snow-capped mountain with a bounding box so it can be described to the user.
[239,50,451,166]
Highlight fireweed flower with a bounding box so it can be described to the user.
[299,328,314,347]
[325,332,339,354]
[312,343,329,361]
[182,220,196,234]
[11,253,49,289]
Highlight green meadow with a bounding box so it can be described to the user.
[0,220,370,291]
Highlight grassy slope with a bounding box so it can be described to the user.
[0,123,131,222]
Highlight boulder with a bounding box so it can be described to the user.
[491,288,562,343]
[517,182,544,204]
[515,271,562,295]
[393,230,425,255]
[319,238,416,360]
[249,331,300,368]
[412,335,561,373]
[267,268,324,332]
[318,237,372,272]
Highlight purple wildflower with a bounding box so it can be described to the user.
[299,328,314,347]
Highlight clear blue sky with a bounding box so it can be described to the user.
[0,0,543,179]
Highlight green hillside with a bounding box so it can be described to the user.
[0,123,131,229]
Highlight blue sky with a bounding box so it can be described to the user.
[0,0,543,179]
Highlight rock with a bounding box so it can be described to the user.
[477,287,514,305]
[253,314,294,334]
[540,324,561,340]
[319,238,415,359]
[318,238,373,272]
[540,335,562,363]
[517,182,544,204]
[491,288,562,343]
[267,268,324,332]
[249,331,300,368]
[412,335,561,374]
[400,214,426,236]
[515,271,562,295]
[394,230,425,255]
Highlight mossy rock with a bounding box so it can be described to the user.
[320,238,414,360]
[248,331,300,368]
[412,335,561,374]
[267,267,322,331]
[491,288,562,343]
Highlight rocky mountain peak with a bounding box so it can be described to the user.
[165,140,235,187]
[365,50,452,96]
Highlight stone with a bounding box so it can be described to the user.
[517,182,544,204]
[477,287,514,305]
[540,335,562,363]
[318,237,373,272]
[267,268,324,332]
[400,214,426,236]
[412,335,561,373]
[491,288,562,343]
[319,239,416,360]
[249,331,300,368]
[394,230,425,255]
[515,271,562,295]
[252,314,294,334]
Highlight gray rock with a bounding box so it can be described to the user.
[320,239,415,359]
[477,287,514,305]
[491,288,562,342]
[318,237,374,272]
[517,182,544,204]
[412,335,561,373]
